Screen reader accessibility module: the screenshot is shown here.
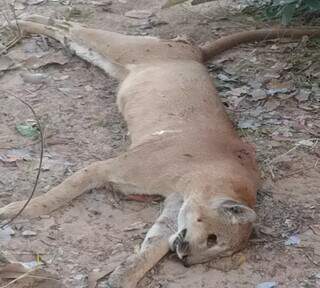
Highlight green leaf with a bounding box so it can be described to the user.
[265,6,280,18]
[281,3,296,25]
[304,0,320,10]
[16,121,40,139]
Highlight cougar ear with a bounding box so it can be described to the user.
[216,199,256,225]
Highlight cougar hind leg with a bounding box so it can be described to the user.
[0,155,145,220]
[15,18,127,80]
[16,15,166,70]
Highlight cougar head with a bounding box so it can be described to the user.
[169,195,256,266]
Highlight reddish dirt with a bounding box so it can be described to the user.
[0,0,320,287]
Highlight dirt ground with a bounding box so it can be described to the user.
[0,0,320,287]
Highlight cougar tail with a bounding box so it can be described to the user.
[200,28,320,62]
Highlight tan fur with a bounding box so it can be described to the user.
[1,15,320,288]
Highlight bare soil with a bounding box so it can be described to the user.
[0,0,320,287]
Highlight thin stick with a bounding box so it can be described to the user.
[0,267,39,288]
[2,274,60,281]
[304,253,320,267]
[268,138,319,164]
[9,1,21,37]
[0,36,21,55]
[0,95,44,228]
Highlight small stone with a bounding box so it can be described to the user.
[20,72,49,84]
[228,86,250,97]
[85,85,93,92]
[238,119,261,130]
[74,274,84,281]
[14,2,25,9]
[54,75,70,81]
[285,235,301,246]
[256,282,277,288]
[298,139,315,147]
[58,87,72,95]
[22,230,37,237]
[217,73,233,82]
[41,164,50,172]
[259,226,277,237]
[123,221,147,232]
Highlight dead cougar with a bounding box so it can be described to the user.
[1,15,320,288]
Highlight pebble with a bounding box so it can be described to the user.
[22,230,37,237]
[256,282,277,288]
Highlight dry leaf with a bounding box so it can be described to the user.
[264,99,280,112]
[124,10,153,19]
[123,221,147,232]
[25,50,69,69]
[266,80,293,96]
[162,0,188,9]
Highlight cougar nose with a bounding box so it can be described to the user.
[182,256,191,268]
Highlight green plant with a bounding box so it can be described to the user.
[245,0,320,25]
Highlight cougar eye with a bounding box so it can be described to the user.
[229,206,242,214]
[207,234,217,248]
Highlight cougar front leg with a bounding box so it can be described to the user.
[106,193,183,288]
[0,158,127,220]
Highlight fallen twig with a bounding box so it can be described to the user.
[0,266,39,288]
[304,252,320,267]
[0,94,44,228]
